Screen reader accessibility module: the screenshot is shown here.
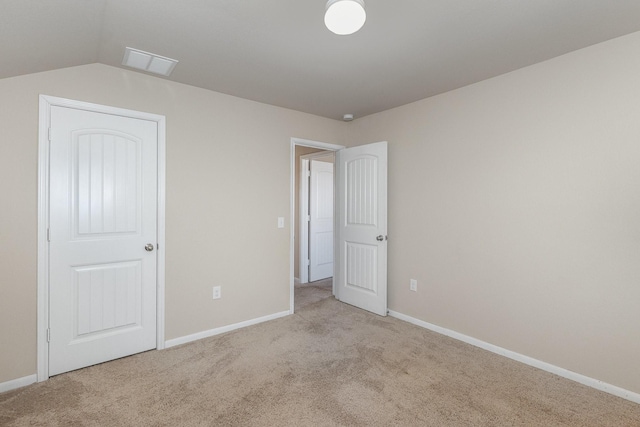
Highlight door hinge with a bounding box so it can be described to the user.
[46,328,51,343]
[306,259,310,267]
[306,170,311,178]
[306,215,310,222]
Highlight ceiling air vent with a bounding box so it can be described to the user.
[122,47,178,76]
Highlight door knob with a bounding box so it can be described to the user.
[145,243,155,252]
[376,235,386,241]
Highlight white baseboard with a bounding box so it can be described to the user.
[294,277,301,286]
[0,374,37,394]
[388,310,640,405]
[165,310,290,349]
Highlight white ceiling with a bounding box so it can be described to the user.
[2,0,640,120]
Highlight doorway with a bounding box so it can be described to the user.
[290,138,344,313]
[290,138,389,317]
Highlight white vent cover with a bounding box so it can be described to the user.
[122,47,178,76]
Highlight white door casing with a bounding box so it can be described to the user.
[309,160,334,281]
[299,156,311,284]
[38,96,165,379]
[335,141,388,316]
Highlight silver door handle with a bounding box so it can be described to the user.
[376,235,386,241]
[145,243,155,252]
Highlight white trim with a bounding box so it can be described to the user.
[388,310,640,405]
[156,111,167,351]
[292,137,345,151]
[37,95,167,381]
[37,96,51,382]
[290,138,345,314]
[299,157,310,284]
[0,374,37,394]
[165,311,290,348]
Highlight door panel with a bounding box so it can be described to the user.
[73,261,141,337]
[49,106,158,376]
[346,243,378,293]
[309,160,334,281]
[336,141,387,316]
[76,132,140,235]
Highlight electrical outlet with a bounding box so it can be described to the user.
[410,279,417,292]
[213,286,222,300]
[277,217,285,228]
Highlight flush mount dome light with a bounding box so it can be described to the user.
[324,0,366,35]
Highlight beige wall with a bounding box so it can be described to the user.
[347,32,640,394]
[0,64,347,383]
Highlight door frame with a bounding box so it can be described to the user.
[290,138,344,313]
[37,95,167,381]
[299,152,334,284]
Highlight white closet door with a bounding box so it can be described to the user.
[48,106,158,375]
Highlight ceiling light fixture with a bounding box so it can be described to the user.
[122,47,178,77]
[324,0,366,35]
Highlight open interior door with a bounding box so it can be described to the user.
[335,141,387,316]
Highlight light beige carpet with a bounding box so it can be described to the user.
[2,279,640,426]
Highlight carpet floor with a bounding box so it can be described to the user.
[1,279,640,426]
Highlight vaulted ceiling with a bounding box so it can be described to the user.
[3,0,640,120]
